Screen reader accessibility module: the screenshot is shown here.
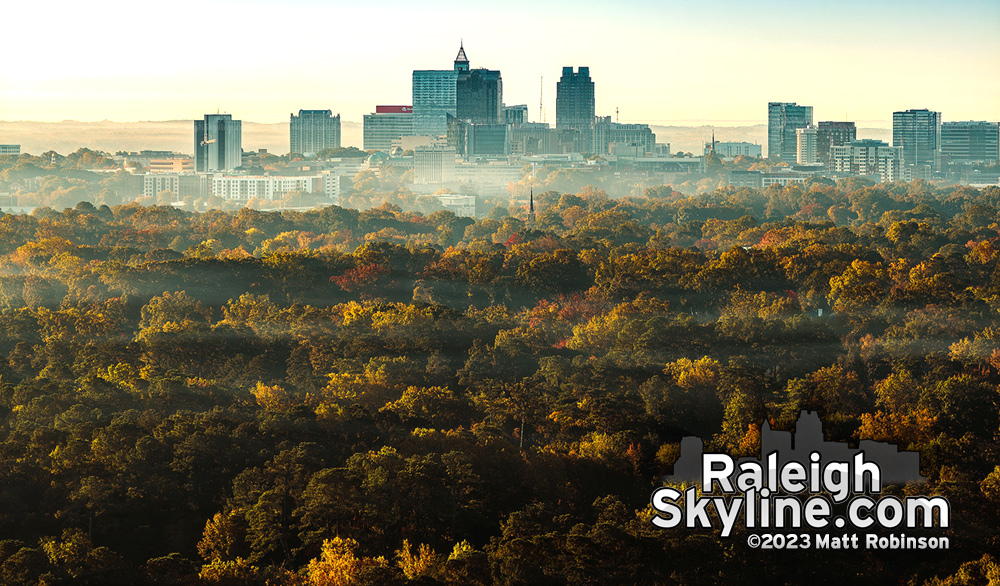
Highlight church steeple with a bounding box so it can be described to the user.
[527,188,536,228]
[454,41,470,73]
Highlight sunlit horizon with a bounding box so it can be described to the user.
[2,0,998,127]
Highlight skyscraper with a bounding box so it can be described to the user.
[413,44,503,137]
[455,44,503,125]
[556,66,595,153]
[194,113,242,172]
[893,108,941,170]
[290,110,341,154]
[556,66,595,127]
[768,102,813,162]
[413,69,458,137]
[941,121,999,165]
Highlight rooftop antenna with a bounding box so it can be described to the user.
[616,106,619,123]
[539,76,545,123]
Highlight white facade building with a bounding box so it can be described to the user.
[830,140,904,182]
[212,175,333,201]
[435,194,476,217]
[705,142,762,158]
[796,126,819,165]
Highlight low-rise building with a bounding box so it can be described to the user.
[704,142,762,158]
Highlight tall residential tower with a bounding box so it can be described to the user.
[290,110,341,154]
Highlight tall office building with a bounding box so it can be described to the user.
[363,106,414,152]
[941,121,999,165]
[796,126,818,164]
[413,69,458,137]
[768,102,813,162]
[893,108,941,170]
[413,44,503,137]
[556,66,595,129]
[816,121,856,165]
[455,44,503,125]
[194,113,242,172]
[556,67,596,153]
[592,117,655,155]
[290,110,341,154]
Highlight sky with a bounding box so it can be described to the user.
[1,0,998,127]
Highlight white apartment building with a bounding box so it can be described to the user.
[830,140,904,182]
[796,126,818,165]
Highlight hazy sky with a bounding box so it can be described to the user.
[2,0,998,126]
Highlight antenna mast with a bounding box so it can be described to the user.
[539,76,545,123]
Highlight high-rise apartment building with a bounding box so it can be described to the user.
[816,121,856,165]
[768,102,813,162]
[290,110,341,154]
[363,106,414,152]
[194,114,242,172]
[830,139,904,182]
[941,121,999,165]
[796,126,818,164]
[893,108,941,170]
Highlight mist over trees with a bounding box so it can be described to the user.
[0,178,996,584]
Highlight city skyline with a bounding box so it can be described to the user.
[2,0,998,127]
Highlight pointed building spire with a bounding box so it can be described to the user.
[454,41,469,72]
[527,188,536,228]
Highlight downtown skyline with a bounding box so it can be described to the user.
[2,0,998,127]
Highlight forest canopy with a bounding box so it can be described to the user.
[0,179,997,585]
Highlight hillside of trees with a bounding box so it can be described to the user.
[0,179,997,584]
